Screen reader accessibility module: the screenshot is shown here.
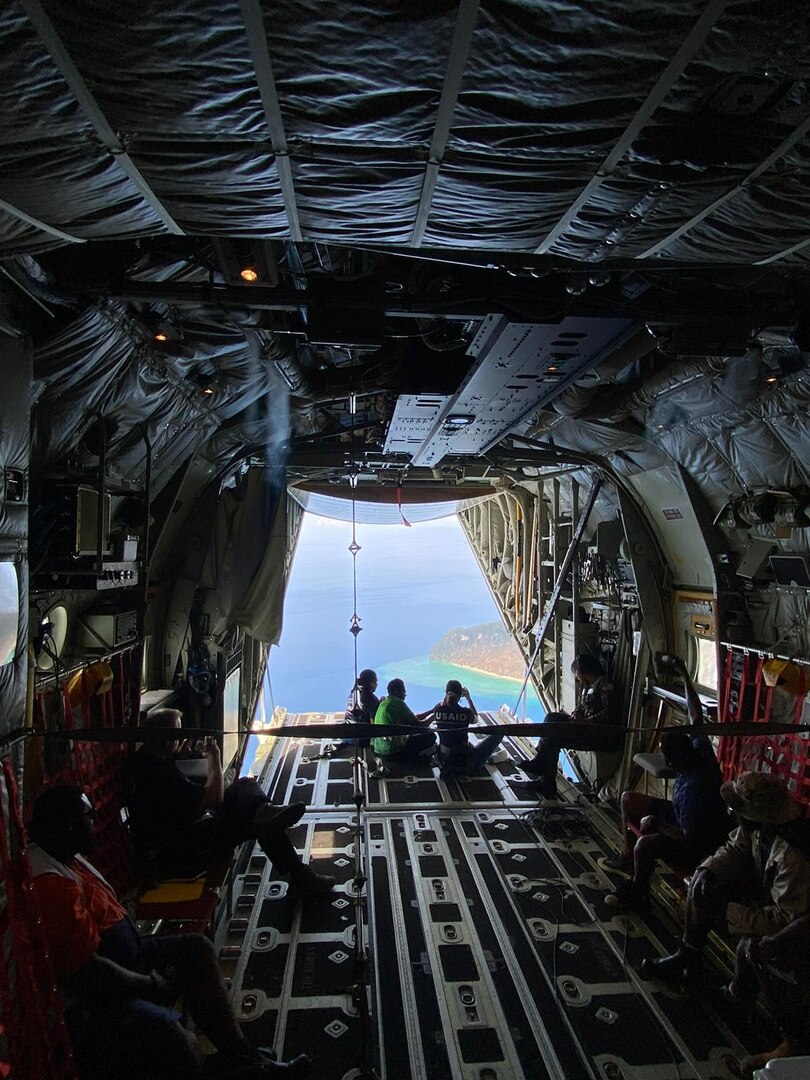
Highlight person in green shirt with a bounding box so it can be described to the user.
[373,679,436,763]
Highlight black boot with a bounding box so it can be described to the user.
[288,864,337,898]
[604,880,649,913]
[640,943,702,986]
[254,802,306,838]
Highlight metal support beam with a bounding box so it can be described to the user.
[755,234,810,265]
[411,0,480,246]
[0,196,83,245]
[534,0,729,255]
[639,115,810,259]
[104,279,486,320]
[513,476,603,712]
[21,0,183,235]
[239,0,302,241]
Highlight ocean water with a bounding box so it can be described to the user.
[267,514,545,717]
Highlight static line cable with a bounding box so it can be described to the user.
[349,470,362,689]
[23,718,810,750]
[345,410,376,1077]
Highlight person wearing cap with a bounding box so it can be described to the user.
[603,656,729,910]
[332,669,379,754]
[425,680,504,776]
[126,708,335,898]
[641,771,810,987]
[28,785,311,1079]
[521,653,623,799]
[371,679,436,764]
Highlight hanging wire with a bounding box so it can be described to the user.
[345,382,379,1078]
[348,470,362,692]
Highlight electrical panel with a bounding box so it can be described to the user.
[75,487,112,555]
[76,611,138,651]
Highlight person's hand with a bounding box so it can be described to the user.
[688,867,716,902]
[639,815,661,835]
[750,936,777,965]
[570,709,587,725]
[203,737,221,765]
[144,970,176,1007]
[461,687,469,698]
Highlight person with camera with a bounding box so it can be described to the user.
[427,679,504,776]
[603,655,728,910]
[127,708,335,897]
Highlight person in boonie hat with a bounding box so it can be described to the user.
[721,771,803,826]
[641,771,810,989]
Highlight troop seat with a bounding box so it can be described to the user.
[139,688,179,717]
[134,854,232,935]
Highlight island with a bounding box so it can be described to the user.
[429,621,525,680]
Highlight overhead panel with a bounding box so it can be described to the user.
[382,394,452,456]
[404,316,636,467]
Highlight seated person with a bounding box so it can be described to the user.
[427,679,504,775]
[127,708,334,897]
[641,771,810,987]
[729,913,810,1077]
[522,653,623,799]
[28,785,310,1079]
[604,657,729,909]
[372,679,436,765]
[330,668,379,754]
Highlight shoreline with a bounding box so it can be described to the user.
[430,657,527,685]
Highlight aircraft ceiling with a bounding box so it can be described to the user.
[1,0,810,543]
[2,0,810,261]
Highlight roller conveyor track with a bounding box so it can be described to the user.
[215,713,766,1080]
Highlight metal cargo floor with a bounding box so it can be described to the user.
[216,713,763,1080]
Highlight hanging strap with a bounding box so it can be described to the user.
[396,484,411,527]
[796,666,808,726]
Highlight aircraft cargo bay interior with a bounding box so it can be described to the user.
[1,2,810,1079]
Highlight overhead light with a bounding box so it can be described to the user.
[152,319,183,347]
[240,266,259,283]
[444,414,475,429]
[191,368,217,395]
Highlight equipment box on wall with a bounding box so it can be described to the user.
[76,611,138,651]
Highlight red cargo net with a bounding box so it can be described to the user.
[0,757,78,1080]
[717,646,810,811]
